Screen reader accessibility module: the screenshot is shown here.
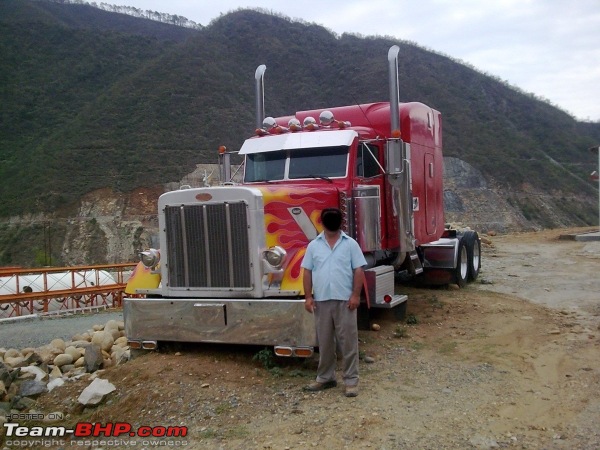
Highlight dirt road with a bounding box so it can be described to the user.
[476,229,600,318]
[20,228,600,449]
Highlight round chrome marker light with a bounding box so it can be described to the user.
[262,116,277,131]
[303,116,316,127]
[320,110,334,126]
[288,118,302,130]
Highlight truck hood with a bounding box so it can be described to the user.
[255,184,340,292]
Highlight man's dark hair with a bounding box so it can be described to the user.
[321,208,342,232]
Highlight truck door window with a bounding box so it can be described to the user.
[288,146,348,179]
[356,143,380,178]
[245,150,286,182]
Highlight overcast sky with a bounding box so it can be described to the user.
[106,0,600,122]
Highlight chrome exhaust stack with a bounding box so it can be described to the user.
[220,64,266,185]
[255,64,267,129]
[388,45,400,136]
[386,45,416,257]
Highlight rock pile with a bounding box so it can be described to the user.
[0,319,127,419]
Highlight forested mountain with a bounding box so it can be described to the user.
[1,0,599,225]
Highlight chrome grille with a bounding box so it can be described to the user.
[164,202,251,288]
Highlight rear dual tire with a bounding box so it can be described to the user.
[453,231,481,287]
[453,239,468,288]
[464,231,481,281]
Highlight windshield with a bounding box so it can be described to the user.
[245,150,286,181]
[245,146,349,182]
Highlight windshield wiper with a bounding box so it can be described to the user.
[306,174,333,183]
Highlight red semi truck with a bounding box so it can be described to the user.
[124,45,481,356]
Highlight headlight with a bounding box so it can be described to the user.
[140,249,160,268]
[263,246,286,270]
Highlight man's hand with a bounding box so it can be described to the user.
[305,296,315,313]
[348,266,364,310]
[303,268,314,313]
[347,293,360,310]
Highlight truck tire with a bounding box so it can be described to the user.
[453,238,468,288]
[464,231,481,281]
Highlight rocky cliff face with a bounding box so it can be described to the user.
[59,187,162,266]
[443,157,595,233]
[443,157,528,232]
[0,186,161,267]
[0,159,595,267]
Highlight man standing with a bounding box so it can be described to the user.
[301,208,367,397]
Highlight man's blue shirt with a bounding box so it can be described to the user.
[301,231,367,301]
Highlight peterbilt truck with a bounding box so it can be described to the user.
[124,45,481,357]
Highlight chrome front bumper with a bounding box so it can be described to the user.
[123,297,316,349]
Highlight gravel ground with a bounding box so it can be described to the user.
[0,309,123,349]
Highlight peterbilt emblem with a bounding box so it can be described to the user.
[291,207,302,215]
[195,193,212,201]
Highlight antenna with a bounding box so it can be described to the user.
[349,92,376,132]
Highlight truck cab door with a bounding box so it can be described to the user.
[355,142,385,248]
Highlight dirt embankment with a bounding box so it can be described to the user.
[8,227,600,449]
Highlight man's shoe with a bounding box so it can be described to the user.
[344,385,359,397]
[304,380,337,392]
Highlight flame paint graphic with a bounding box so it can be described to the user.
[257,185,339,292]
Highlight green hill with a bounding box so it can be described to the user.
[1,0,598,223]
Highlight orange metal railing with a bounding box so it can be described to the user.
[0,264,137,318]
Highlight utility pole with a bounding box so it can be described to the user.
[591,145,599,229]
